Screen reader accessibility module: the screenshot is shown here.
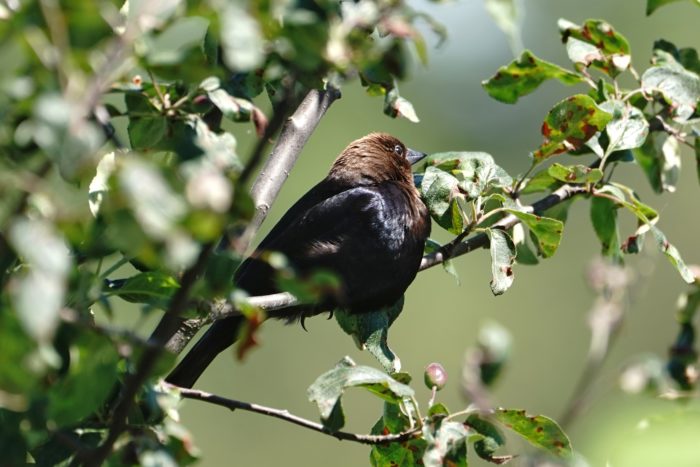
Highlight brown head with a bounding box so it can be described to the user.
[327,133,427,187]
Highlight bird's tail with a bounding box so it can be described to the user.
[165,315,245,388]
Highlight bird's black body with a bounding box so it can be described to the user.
[167,133,430,388]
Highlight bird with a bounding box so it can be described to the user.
[166,133,431,388]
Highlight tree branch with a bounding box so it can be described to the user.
[420,183,588,271]
[168,384,421,445]
[162,86,341,354]
[84,243,215,466]
[235,85,342,255]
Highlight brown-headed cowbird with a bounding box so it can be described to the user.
[166,133,430,388]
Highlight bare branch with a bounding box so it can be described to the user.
[236,86,341,255]
[169,384,421,445]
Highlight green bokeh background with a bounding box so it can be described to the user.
[170,1,700,465]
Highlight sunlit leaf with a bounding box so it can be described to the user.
[547,163,603,184]
[642,52,700,121]
[533,94,612,161]
[422,420,469,467]
[384,87,419,122]
[505,209,564,258]
[599,100,650,153]
[307,357,414,431]
[482,50,583,104]
[107,271,180,308]
[590,197,622,260]
[559,18,631,76]
[493,408,573,458]
[486,228,515,295]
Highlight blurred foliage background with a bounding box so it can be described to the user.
[175,0,700,465]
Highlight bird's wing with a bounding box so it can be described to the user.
[238,183,417,309]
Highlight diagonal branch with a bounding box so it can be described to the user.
[168,384,421,445]
[234,85,342,255]
[161,86,341,354]
[84,243,215,466]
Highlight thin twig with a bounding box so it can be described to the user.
[169,384,422,445]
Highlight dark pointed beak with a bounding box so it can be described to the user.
[407,148,427,165]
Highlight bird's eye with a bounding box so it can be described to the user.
[393,144,404,156]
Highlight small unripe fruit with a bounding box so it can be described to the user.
[424,362,448,390]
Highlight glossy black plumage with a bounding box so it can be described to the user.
[167,133,430,388]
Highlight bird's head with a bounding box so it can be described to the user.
[328,133,427,186]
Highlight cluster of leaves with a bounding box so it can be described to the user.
[0,0,438,463]
[414,17,698,302]
[306,354,572,466]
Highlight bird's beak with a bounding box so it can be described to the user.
[406,148,427,165]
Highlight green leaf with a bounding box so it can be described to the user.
[558,19,631,76]
[659,135,681,193]
[505,210,564,258]
[108,271,180,308]
[427,151,513,199]
[486,229,516,295]
[493,408,573,458]
[590,197,622,260]
[420,166,465,234]
[599,100,650,153]
[533,94,612,161]
[427,403,450,418]
[647,0,700,15]
[512,224,539,265]
[466,414,511,463]
[47,334,120,426]
[482,50,583,104]
[128,116,167,150]
[384,87,420,123]
[650,227,696,284]
[370,406,427,467]
[642,53,700,121]
[422,420,469,467]
[547,163,603,184]
[424,239,460,282]
[334,298,404,373]
[520,168,561,195]
[653,40,700,75]
[307,357,414,431]
[0,308,38,394]
[633,134,664,193]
